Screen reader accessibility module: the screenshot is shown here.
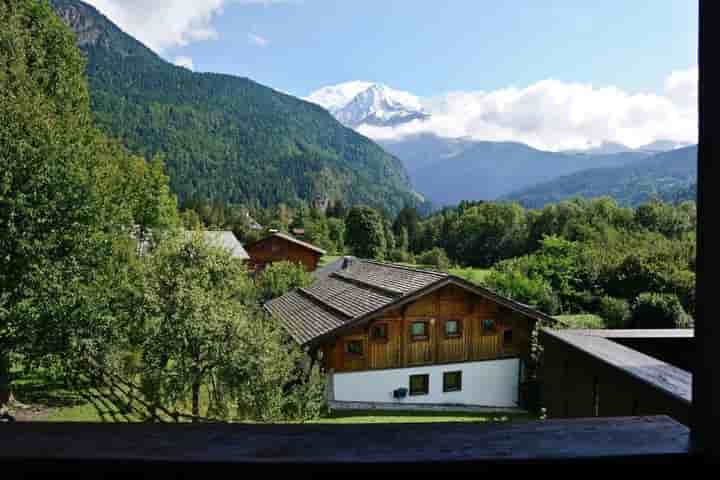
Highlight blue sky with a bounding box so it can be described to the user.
[157,0,698,98]
[85,0,699,150]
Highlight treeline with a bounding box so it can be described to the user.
[187,194,696,331]
[1,0,324,421]
[409,197,696,328]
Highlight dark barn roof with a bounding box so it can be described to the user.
[266,259,556,347]
[245,232,326,255]
[542,329,692,405]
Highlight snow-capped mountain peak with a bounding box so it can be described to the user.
[305,81,375,114]
[306,81,430,128]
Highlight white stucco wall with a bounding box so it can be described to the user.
[332,359,521,407]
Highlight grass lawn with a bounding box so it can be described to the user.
[553,314,605,329]
[313,410,535,424]
[38,406,535,424]
[11,368,534,424]
[449,266,492,285]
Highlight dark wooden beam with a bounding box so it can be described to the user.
[693,0,719,460]
[0,416,689,471]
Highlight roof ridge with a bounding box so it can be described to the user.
[270,232,327,254]
[359,259,449,277]
[296,286,355,320]
[329,271,405,298]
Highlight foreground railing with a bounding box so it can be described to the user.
[0,416,691,470]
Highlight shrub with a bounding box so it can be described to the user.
[483,271,560,315]
[632,293,694,329]
[416,247,450,271]
[553,314,605,329]
[387,248,414,264]
[598,296,632,329]
[254,261,312,303]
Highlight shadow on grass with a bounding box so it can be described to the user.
[13,376,85,409]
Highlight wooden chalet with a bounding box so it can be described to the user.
[266,259,555,409]
[245,232,326,273]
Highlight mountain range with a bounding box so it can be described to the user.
[503,145,697,208]
[50,0,422,215]
[379,133,655,206]
[308,81,694,207]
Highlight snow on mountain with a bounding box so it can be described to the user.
[306,81,430,128]
[305,81,375,114]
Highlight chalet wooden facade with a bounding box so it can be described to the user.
[266,259,556,408]
[245,232,326,273]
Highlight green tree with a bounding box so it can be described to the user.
[416,247,450,271]
[345,206,387,260]
[632,293,693,329]
[137,233,253,418]
[0,0,133,407]
[393,206,419,249]
[254,261,313,304]
[598,296,632,329]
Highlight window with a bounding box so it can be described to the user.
[444,319,461,338]
[482,319,496,332]
[409,374,429,396]
[371,323,388,342]
[503,329,513,346]
[443,371,462,393]
[410,321,429,341]
[345,340,363,356]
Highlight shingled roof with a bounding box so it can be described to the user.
[265,259,556,346]
[246,232,327,255]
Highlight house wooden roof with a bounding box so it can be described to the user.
[246,232,327,255]
[265,259,556,346]
[542,329,692,405]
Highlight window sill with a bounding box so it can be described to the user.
[0,416,690,469]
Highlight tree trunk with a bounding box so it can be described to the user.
[0,351,13,410]
[191,381,200,421]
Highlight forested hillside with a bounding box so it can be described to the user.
[504,146,697,208]
[50,0,421,215]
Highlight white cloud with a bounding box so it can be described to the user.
[247,33,269,47]
[85,0,226,52]
[356,66,699,152]
[173,56,195,70]
[84,0,297,52]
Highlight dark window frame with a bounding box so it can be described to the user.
[345,339,364,356]
[503,328,513,346]
[410,321,430,342]
[482,318,496,333]
[370,323,389,343]
[443,371,463,393]
[409,374,430,396]
[444,319,462,339]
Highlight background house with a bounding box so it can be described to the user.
[192,231,250,261]
[245,232,326,273]
[266,259,556,410]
